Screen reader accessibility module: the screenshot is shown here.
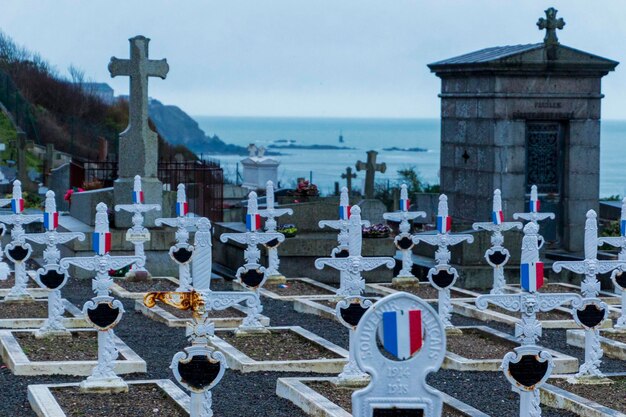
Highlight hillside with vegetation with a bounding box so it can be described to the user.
[0,31,196,163]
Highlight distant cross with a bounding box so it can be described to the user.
[599,198,626,327]
[472,189,523,294]
[553,210,626,297]
[25,191,85,337]
[108,36,169,177]
[355,150,386,199]
[383,183,426,283]
[513,185,555,247]
[341,167,357,194]
[258,180,293,281]
[114,175,161,278]
[537,7,565,46]
[413,194,473,329]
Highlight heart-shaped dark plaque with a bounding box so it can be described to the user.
[265,238,280,249]
[488,250,507,266]
[172,247,193,264]
[8,245,30,262]
[178,355,222,391]
[614,271,626,289]
[576,304,605,329]
[508,354,549,389]
[87,302,122,330]
[38,269,66,290]
[335,249,349,258]
[240,268,264,287]
[373,409,424,417]
[431,268,455,289]
[339,302,369,327]
[396,236,413,250]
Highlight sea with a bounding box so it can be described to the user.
[195,116,626,198]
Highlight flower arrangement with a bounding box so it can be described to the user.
[64,187,84,207]
[362,223,392,238]
[289,179,319,202]
[108,265,130,277]
[278,223,298,238]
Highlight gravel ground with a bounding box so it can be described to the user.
[0,277,623,416]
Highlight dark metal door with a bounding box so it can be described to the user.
[525,122,565,245]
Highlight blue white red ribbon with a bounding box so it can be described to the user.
[43,212,59,231]
[400,199,410,212]
[132,190,144,204]
[529,199,540,213]
[93,231,112,255]
[492,210,504,225]
[246,213,261,232]
[521,261,544,292]
[339,205,351,220]
[436,215,452,233]
[11,198,24,214]
[382,309,422,360]
[176,201,188,217]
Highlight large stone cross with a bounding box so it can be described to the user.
[355,150,386,199]
[341,167,357,194]
[412,194,473,330]
[472,189,523,294]
[553,210,626,297]
[109,36,168,178]
[537,7,565,46]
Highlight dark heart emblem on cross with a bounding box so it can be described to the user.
[575,303,606,329]
[170,245,194,265]
[613,270,626,290]
[264,238,281,249]
[395,235,414,251]
[239,267,265,288]
[84,299,124,331]
[37,266,67,290]
[507,354,550,390]
[177,353,223,392]
[428,266,457,290]
[337,297,371,329]
[6,243,31,263]
[334,248,349,258]
[487,249,508,267]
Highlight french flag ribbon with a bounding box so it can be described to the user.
[132,190,144,204]
[529,199,540,213]
[382,309,422,360]
[339,205,351,220]
[621,219,626,237]
[436,215,452,233]
[11,198,24,214]
[246,213,261,232]
[521,261,544,292]
[492,210,504,225]
[176,201,188,217]
[43,212,59,231]
[92,231,112,255]
[400,199,410,212]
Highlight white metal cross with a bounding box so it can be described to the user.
[472,189,523,294]
[258,180,293,281]
[114,175,161,278]
[513,185,555,247]
[382,183,426,283]
[412,194,473,329]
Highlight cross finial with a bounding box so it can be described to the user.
[493,189,502,213]
[95,202,110,234]
[339,187,349,207]
[45,190,56,213]
[265,180,275,209]
[133,175,142,193]
[537,7,565,46]
[438,194,449,217]
[248,191,259,215]
[177,183,186,203]
[400,183,409,202]
[12,179,22,200]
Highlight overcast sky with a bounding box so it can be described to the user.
[1,1,624,118]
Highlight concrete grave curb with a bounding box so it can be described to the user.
[293,297,380,321]
[134,299,270,328]
[110,276,180,299]
[366,282,480,302]
[28,379,190,417]
[444,325,578,373]
[0,299,89,329]
[233,277,338,300]
[0,329,146,376]
[276,377,492,417]
[567,328,626,361]
[209,326,348,373]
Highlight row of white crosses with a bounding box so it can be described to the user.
[220,191,284,333]
[382,184,425,284]
[258,180,293,281]
[318,187,371,297]
[599,197,626,327]
[316,205,394,385]
[0,180,42,301]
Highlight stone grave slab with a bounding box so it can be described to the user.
[134,298,270,328]
[233,277,338,300]
[452,300,613,330]
[540,373,626,417]
[208,326,347,373]
[293,296,380,321]
[444,326,578,373]
[0,328,146,376]
[276,377,491,417]
[28,379,189,417]
[366,282,480,301]
[566,328,626,361]
[110,276,181,299]
[504,282,619,302]
[0,299,87,329]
